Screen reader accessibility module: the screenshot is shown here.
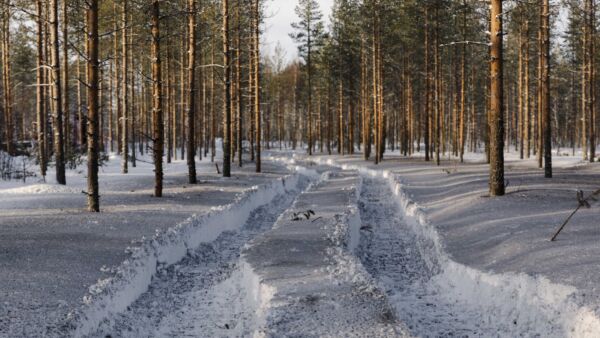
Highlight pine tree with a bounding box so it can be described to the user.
[86,0,100,212]
[290,0,326,156]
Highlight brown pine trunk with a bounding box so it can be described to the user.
[524,20,531,158]
[50,0,65,184]
[1,1,12,156]
[489,0,505,196]
[518,17,524,160]
[424,7,430,162]
[151,0,163,196]
[62,0,70,161]
[129,19,135,167]
[112,2,119,154]
[541,0,552,177]
[86,0,100,212]
[121,0,128,174]
[223,0,232,177]
[187,0,198,183]
[459,4,466,162]
[36,0,47,177]
[254,0,261,172]
[338,81,344,155]
[588,0,596,162]
[434,6,440,166]
[236,0,243,166]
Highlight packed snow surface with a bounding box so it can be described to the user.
[2,148,600,337]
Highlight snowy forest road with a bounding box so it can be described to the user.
[93,175,312,337]
[88,159,581,337]
[358,175,499,336]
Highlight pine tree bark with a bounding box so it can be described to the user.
[424,6,430,162]
[254,0,261,172]
[187,0,198,183]
[489,0,505,196]
[222,0,232,177]
[151,0,163,196]
[50,0,66,184]
[524,20,531,158]
[86,0,100,212]
[541,0,552,177]
[121,0,129,174]
[588,0,596,162]
[1,0,13,156]
[62,0,70,161]
[36,0,47,177]
[236,0,243,166]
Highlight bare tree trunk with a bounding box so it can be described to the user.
[187,0,198,183]
[254,0,261,172]
[62,0,70,162]
[86,0,100,212]
[50,0,66,184]
[211,40,216,162]
[588,0,596,162]
[459,3,466,162]
[541,0,552,177]
[489,0,505,196]
[339,81,343,155]
[222,0,231,177]
[151,0,163,197]
[112,2,119,154]
[36,0,47,177]
[236,0,243,166]
[121,0,128,174]
[424,7,430,162]
[1,0,13,156]
[129,18,136,167]
[524,20,531,158]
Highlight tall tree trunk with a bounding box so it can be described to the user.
[36,0,47,177]
[424,7,430,162]
[187,0,198,183]
[62,0,70,162]
[434,6,440,166]
[50,0,66,184]
[112,2,119,154]
[86,0,100,212]
[489,0,505,196]
[588,0,596,162]
[541,0,552,177]
[151,0,163,196]
[121,0,128,174]
[254,0,261,172]
[459,3,466,163]
[222,0,232,177]
[236,0,243,166]
[1,0,13,156]
[129,18,136,167]
[524,20,531,158]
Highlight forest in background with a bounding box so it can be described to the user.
[0,0,596,210]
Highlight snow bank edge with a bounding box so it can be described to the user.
[270,154,600,337]
[65,173,301,337]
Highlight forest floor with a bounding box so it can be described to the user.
[0,152,294,337]
[1,148,600,337]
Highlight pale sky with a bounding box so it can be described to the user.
[262,0,334,63]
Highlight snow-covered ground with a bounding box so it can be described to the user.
[0,153,295,337]
[279,150,600,337]
[2,147,600,337]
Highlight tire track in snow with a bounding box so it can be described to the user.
[93,177,309,338]
[357,175,498,337]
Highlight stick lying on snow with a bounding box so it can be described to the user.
[550,188,600,241]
